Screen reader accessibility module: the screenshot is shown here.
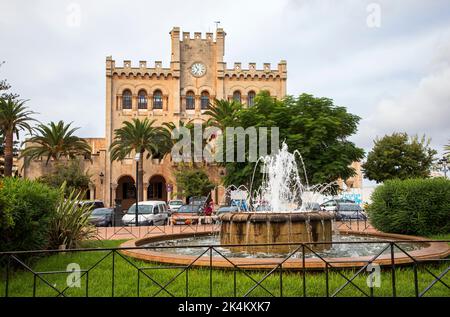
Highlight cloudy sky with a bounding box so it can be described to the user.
[1,0,450,158]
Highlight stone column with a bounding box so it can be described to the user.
[143,182,148,201]
[111,183,118,207]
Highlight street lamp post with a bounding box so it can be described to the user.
[134,153,140,226]
[438,157,448,179]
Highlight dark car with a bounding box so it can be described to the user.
[215,205,239,215]
[334,203,367,220]
[89,208,114,227]
[300,202,322,211]
[171,204,205,225]
[189,196,207,207]
[79,200,105,210]
[320,199,355,211]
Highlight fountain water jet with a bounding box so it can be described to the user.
[220,143,334,253]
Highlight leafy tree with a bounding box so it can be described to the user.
[38,159,92,195]
[209,91,364,189]
[175,167,215,200]
[20,120,92,165]
[0,98,36,176]
[362,133,436,183]
[109,118,171,201]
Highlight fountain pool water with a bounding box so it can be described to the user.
[143,233,422,259]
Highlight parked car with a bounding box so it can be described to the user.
[255,204,271,212]
[89,208,114,227]
[299,202,322,211]
[215,205,239,215]
[168,199,183,215]
[121,201,169,226]
[171,204,205,225]
[320,199,354,211]
[189,196,207,206]
[79,200,105,210]
[334,203,367,220]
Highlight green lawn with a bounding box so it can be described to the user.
[1,239,448,297]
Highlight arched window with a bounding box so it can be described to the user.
[247,91,256,107]
[200,91,210,109]
[186,91,195,110]
[233,90,241,103]
[122,89,132,109]
[153,90,163,109]
[138,90,147,109]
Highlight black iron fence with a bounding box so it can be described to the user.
[1,239,448,297]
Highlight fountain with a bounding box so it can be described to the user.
[219,143,334,253]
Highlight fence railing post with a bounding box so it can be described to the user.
[5,255,10,298]
[391,242,396,297]
[302,244,306,297]
[279,263,283,297]
[209,246,212,297]
[112,250,115,297]
[413,262,419,297]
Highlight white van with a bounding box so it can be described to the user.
[122,201,169,226]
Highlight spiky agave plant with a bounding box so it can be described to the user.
[49,183,96,249]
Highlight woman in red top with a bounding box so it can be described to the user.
[204,201,213,216]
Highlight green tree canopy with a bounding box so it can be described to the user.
[20,120,92,165]
[175,167,215,200]
[38,159,92,196]
[207,91,365,189]
[362,133,437,183]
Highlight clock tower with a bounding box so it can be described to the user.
[170,27,226,115]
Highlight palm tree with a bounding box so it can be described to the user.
[445,140,450,158]
[109,118,171,201]
[0,98,35,176]
[203,99,241,131]
[20,120,92,165]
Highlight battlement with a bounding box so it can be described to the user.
[169,26,225,42]
[223,60,287,79]
[106,57,176,78]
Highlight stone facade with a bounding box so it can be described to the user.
[21,27,288,211]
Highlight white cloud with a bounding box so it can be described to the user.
[354,57,450,154]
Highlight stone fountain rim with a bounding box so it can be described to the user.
[220,211,335,223]
[119,229,450,270]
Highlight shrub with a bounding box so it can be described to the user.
[48,184,96,249]
[38,159,92,196]
[367,178,450,236]
[0,177,59,252]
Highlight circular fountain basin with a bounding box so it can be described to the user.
[220,211,334,253]
[119,229,450,270]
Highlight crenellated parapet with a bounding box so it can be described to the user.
[106,56,177,79]
[222,60,287,80]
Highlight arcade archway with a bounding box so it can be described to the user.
[116,175,136,211]
[147,175,167,201]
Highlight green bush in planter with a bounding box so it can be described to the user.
[0,177,59,252]
[367,178,450,236]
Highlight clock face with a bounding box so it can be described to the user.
[190,62,206,77]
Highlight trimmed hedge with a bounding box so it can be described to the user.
[367,178,450,236]
[0,177,59,252]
